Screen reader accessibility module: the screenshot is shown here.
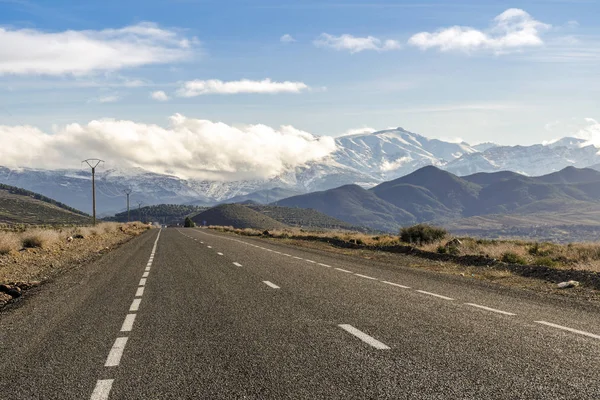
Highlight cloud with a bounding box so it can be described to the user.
[314,33,402,53]
[0,22,196,75]
[0,114,336,181]
[150,90,170,101]
[408,8,550,53]
[573,118,600,146]
[280,34,296,43]
[176,79,309,97]
[338,127,377,137]
[88,94,121,103]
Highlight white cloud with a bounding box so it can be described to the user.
[88,94,121,103]
[0,114,336,181]
[574,118,600,146]
[176,79,309,97]
[408,8,550,53]
[280,34,296,43]
[314,33,402,53]
[150,90,170,101]
[338,127,377,136]
[0,22,196,75]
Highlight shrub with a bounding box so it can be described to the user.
[501,252,527,265]
[400,224,447,245]
[0,232,20,254]
[437,245,447,254]
[534,256,558,268]
[528,243,551,257]
[184,217,195,228]
[21,229,60,249]
[447,246,460,256]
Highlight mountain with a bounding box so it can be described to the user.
[0,183,90,225]
[106,204,207,224]
[245,205,357,230]
[276,184,415,232]
[2,127,600,215]
[275,166,600,235]
[191,204,288,230]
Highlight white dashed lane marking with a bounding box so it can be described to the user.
[263,281,281,289]
[142,271,149,278]
[90,379,114,400]
[318,263,332,268]
[104,337,128,367]
[120,314,137,332]
[135,287,144,297]
[465,303,516,316]
[335,268,352,273]
[129,299,141,312]
[339,324,390,350]
[416,290,454,301]
[139,278,147,286]
[233,262,243,267]
[217,252,224,256]
[535,321,600,340]
[355,273,377,280]
[381,281,410,289]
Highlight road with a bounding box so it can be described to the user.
[1,227,600,399]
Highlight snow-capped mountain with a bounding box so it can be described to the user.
[1,127,599,215]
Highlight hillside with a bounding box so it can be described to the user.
[0,184,91,225]
[191,204,288,230]
[245,205,358,230]
[107,204,207,224]
[275,166,600,238]
[226,187,302,205]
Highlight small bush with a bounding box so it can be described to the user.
[447,246,460,256]
[184,217,195,228]
[0,232,20,254]
[501,252,527,265]
[528,243,551,257]
[437,245,447,254]
[400,224,447,245]
[21,229,60,249]
[534,256,558,268]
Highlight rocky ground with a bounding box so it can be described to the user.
[0,223,151,309]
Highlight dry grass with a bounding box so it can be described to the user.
[21,229,61,249]
[0,232,20,255]
[209,225,600,273]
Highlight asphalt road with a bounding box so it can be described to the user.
[1,227,600,399]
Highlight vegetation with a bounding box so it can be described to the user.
[107,204,207,224]
[400,224,447,245]
[184,217,196,228]
[245,205,360,231]
[209,224,600,274]
[192,204,288,230]
[0,184,91,225]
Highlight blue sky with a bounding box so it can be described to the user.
[0,0,599,151]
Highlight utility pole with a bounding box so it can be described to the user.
[82,159,104,226]
[124,189,132,222]
[137,202,144,223]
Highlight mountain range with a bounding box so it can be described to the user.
[277,166,600,237]
[1,127,599,215]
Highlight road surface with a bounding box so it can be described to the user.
[1,228,600,399]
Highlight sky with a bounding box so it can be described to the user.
[0,0,599,179]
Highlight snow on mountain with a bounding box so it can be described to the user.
[2,129,600,215]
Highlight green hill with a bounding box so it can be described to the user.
[108,204,207,224]
[0,184,91,225]
[191,204,288,230]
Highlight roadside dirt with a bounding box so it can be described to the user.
[0,224,151,309]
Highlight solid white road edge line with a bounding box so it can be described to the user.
[416,290,454,301]
[90,379,114,400]
[145,267,151,272]
[306,260,316,263]
[338,324,390,350]
[318,263,332,268]
[335,267,352,273]
[129,298,142,312]
[139,278,147,286]
[535,321,600,340]
[233,262,243,267]
[135,287,144,297]
[355,273,377,280]
[381,281,410,289]
[120,314,137,332]
[104,337,128,367]
[263,281,281,289]
[142,271,149,278]
[465,303,516,316]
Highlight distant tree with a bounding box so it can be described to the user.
[184,217,196,228]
